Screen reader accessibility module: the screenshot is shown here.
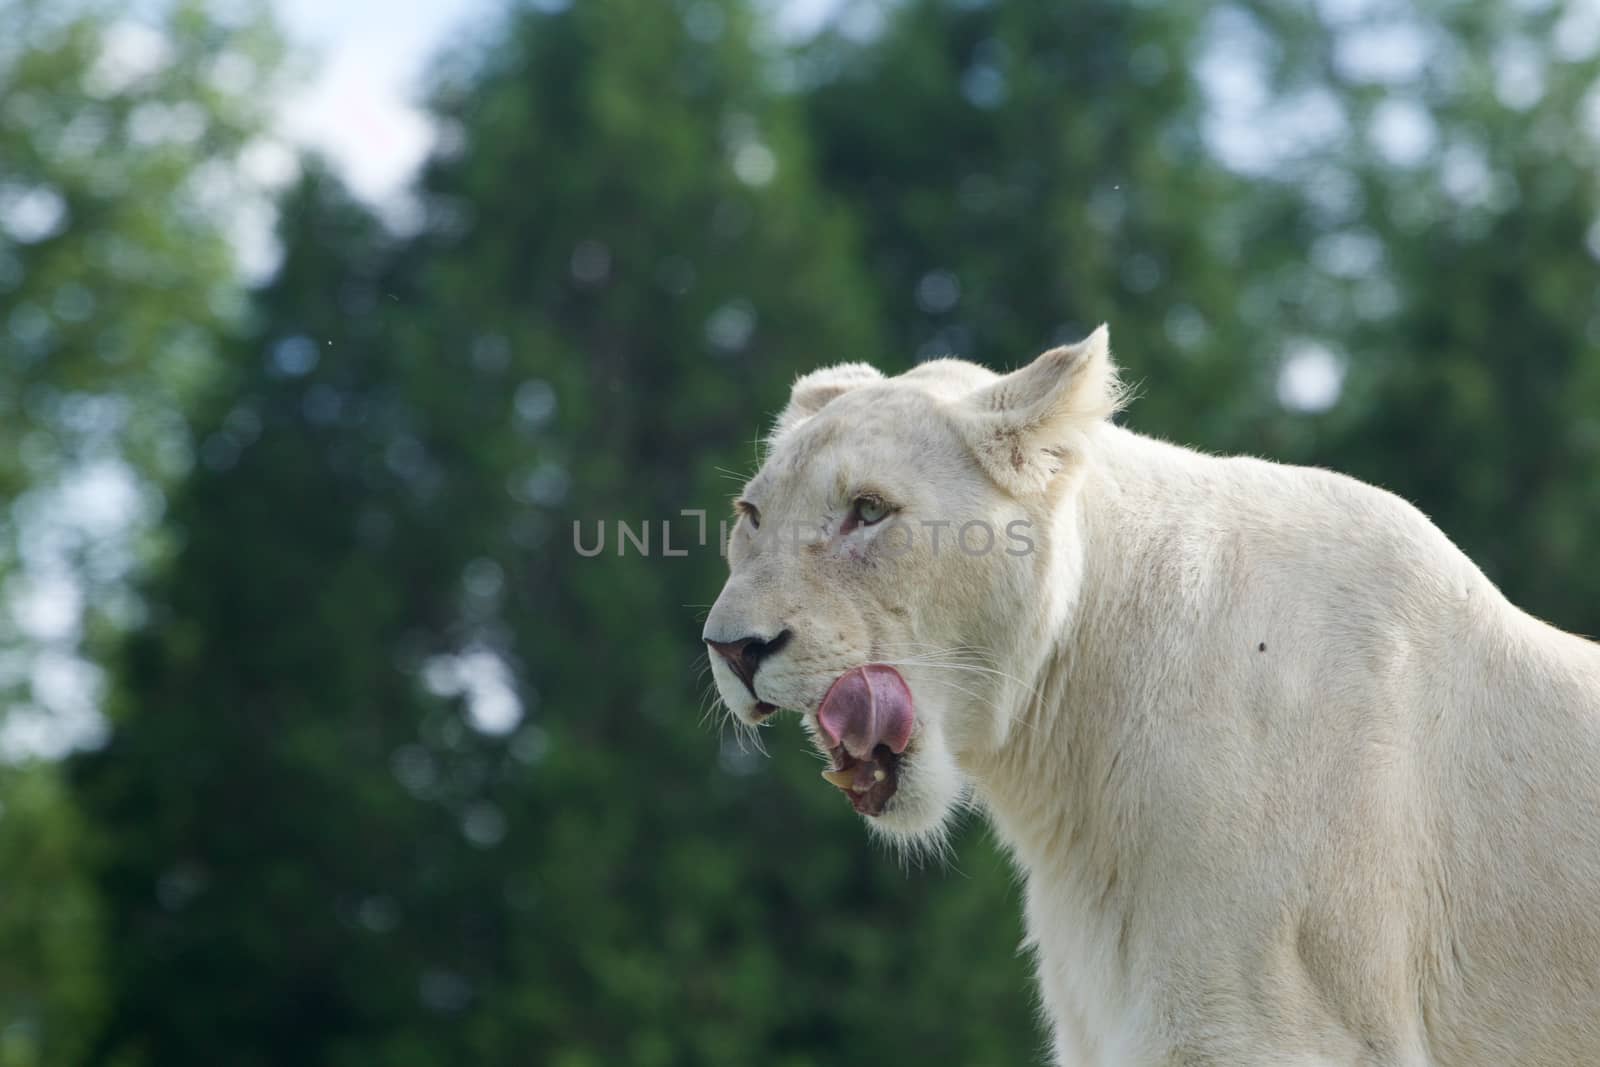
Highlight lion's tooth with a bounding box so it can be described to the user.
[821,768,854,790]
[872,768,887,782]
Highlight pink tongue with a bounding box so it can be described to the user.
[817,665,915,759]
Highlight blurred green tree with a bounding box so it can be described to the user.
[75,0,1045,1063]
[1231,0,1600,635]
[0,0,283,580]
[75,174,431,1067]
[0,763,103,1067]
[800,0,1301,448]
[0,2,281,1063]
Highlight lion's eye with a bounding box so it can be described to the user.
[737,501,761,530]
[852,496,891,527]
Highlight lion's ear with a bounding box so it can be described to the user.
[956,325,1123,494]
[771,362,883,439]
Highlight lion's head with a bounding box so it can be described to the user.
[703,327,1122,844]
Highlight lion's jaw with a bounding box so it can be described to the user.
[702,329,1119,841]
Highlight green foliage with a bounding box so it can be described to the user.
[0,763,104,1067]
[802,0,1289,445]
[0,2,280,1060]
[0,0,282,500]
[74,2,1047,1062]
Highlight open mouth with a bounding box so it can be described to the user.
[822,742,903,816]
[815,664,915,817]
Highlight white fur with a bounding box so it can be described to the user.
[704,329,1600,1065]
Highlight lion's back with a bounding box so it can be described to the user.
[1201,445,1600,1062]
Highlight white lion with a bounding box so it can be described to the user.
[703,327,1600,1066]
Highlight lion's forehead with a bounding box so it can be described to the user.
[750,388,966,500]
[896,356,1000,398]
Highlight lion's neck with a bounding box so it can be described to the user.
[967,425,1202,890]
[956,430,1211,1060]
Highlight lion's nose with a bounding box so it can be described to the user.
[705,629,791,696]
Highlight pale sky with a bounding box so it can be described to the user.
[271,0,497,204]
